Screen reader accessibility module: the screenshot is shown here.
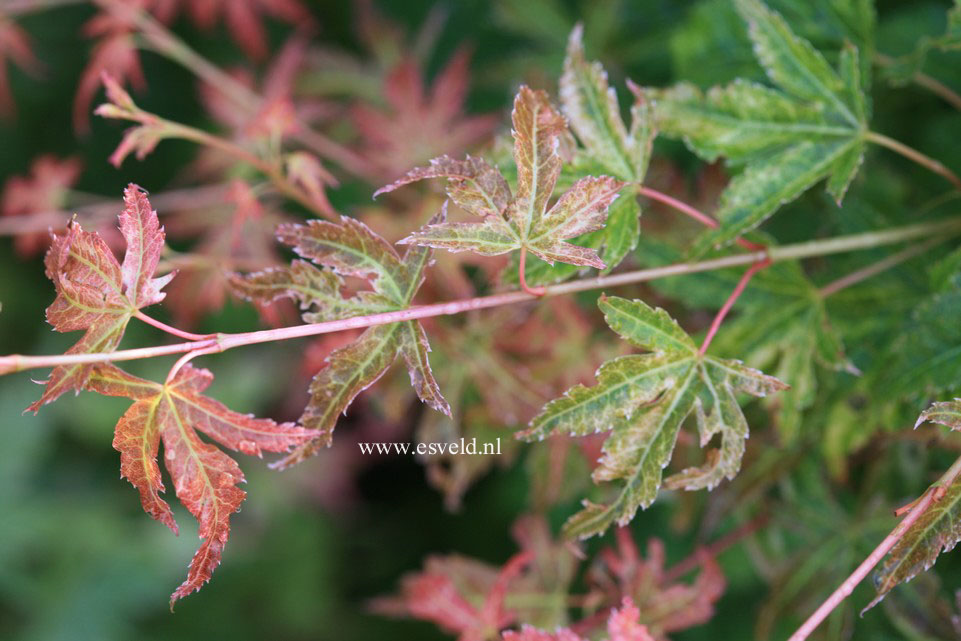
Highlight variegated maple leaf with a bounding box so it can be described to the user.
[519,296,786,539]
[28,184,173,412]
[375,86,626,272]
[86,363,317,606]
[231,213,450,467]
[865,400,961,612]
[649,0,871,255]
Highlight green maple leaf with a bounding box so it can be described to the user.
[374,86,626,272]
[231,213,450,467]
[650,0,871,255]
[866,400,961,612]
[518,295,787,539]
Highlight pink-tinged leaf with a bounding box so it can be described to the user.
[528,240,605,269]
[74,11,144,134]
[535,176,624,241]
[502,598,654,641]
[285,152,336,217]
[398,220,519,256]
[119,185,173,307]
[508,86,567,236]
[276,216,408,304]
[29,185,174,411]
[1,155,82,256]
[373,551,533,641]
[375,154,511,220]
[351,47,498,183]
[235,213,449,464]
[586,530,725,638]
[0,14,43,118]
[86,363,317,606]
[378,87,623,275]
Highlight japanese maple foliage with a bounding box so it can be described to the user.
[5,1,961,639]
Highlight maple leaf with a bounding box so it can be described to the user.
[0,13,42,118]
[85,362,317,606]
[231,212,451,466]
[519,295,787,539]
[1,154,83,257]
[371,551,533,641]
[553,25,654,272]
[585,528,725,639]
[162,180,290,326]
[150,0,316,61]
[74,9,145,134]
[502,597,655,641]
[648,0,870,255]
[864,400,961,612]
[28,184,174,412]
[375,86,626,272]
[640,242,854,444]
[351,48,499,182]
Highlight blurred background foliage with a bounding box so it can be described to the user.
[2,1,961,640]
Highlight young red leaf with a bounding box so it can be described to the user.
[376,86,626,271]
[86,363,317,606]
[585,529,725,638]
[2,154,82,256]
[351,48,498,182]
[502,598,655,641]
[29,185,174,411]
[0,13,42,118]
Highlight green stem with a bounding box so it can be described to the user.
[4,216,961,375]
[866,131,961,191]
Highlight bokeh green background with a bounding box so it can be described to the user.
[2,1,961,640]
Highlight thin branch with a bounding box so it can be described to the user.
[698,257,770,356]
[4,217,961,376]
[662,513,770,584]
[104,0,371,177]
[818,237,945,297]
[787,452,961,641]
[866,131,961,191]
[874,52,961,112]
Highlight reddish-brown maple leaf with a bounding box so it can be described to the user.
[2,154,82,256]
[502,598,655,641]
[371,551,534,641]
[0,13,42,118]
[585,529,725,639]
[74,8,145,133]
[352,48,498,182]
[163,180,290,326]
[149,0,315,61]
[86,362,317,606]
[28,184,172,411]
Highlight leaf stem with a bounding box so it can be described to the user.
[106,0,370,177]
[817,236,945,297]
[866,131,961,190]
[786,451,961,641]
[874,52,961,112]
[637,186,765,251]
[518,247,546,296]
[133,311,216,341]
[697,257,771,357]
[4,217,961,375]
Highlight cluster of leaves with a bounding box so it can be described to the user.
[4,0,961,638]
